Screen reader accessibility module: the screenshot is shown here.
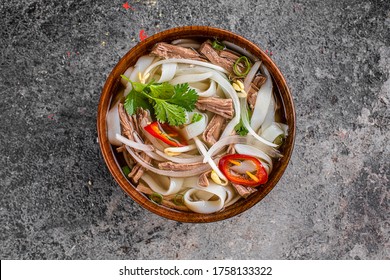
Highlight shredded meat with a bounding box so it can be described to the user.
[118,105,151,183]
[196,97,234,119]
[198,170,212,187]
[202,114,228,145]
[158,161,206,171]
[247,75,267,110]
[199,41,245,73]
[232,183,258,198]
[151,42,204,60]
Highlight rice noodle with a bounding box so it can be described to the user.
[190,80,216,97]
[171,38,199,45]
[157,63,177,83]
[260,122,285,143]
[170,72,214,85]
[141,172,183,195]
[121,66,134,86]
[107,101,122,146]
[143,59,229,77]
[155,150,204,164]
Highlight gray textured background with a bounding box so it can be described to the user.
[1,0,389,259]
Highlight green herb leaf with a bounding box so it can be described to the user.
[149,82,175,99]
[235,119,249,136]
[124,88,153,116]
[191,113,203,123]
[153,100,187,126]
[169,83,198,111]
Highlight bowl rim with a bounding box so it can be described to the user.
[97,26,296,223]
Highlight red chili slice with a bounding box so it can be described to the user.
[144,122,187,147]
[218,154,268,187]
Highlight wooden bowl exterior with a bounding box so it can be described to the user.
[97,26,296,223]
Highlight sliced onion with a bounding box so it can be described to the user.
[203,135,281,163]
[258,95,275,134]
[234,144,273,171]
[194,136,227,183]
[250,65,273,131]
[230,160,258,173]
[243,61,261,92]
[260,122,284,143]
[141,172,183,195]
[222,40,257,62]
[164,144,197,153]
[155,150,204,164]
[240,98,278,147]
[180,112,208,140]
[157,63,177,83]
[125,146,211,177]
[107,101,122,146]
[115,133,154,151]
[171,38,199,45]
[170,72,213,85]
[143,58,229,77]
[223,184,241,207]
[175,43,201,49]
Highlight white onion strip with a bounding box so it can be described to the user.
[234,144,273,171]
[203,135,281,163]
[222,41,258,62]
[115,133,154,151]
[243,61,261,92]
[250,65,273,131]
[125,146,211,177]
[164,144,197,153]
[240,99,278,147]
[155,150,204,164]
[194,136,227,183]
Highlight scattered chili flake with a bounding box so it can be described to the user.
[139,29,148,41]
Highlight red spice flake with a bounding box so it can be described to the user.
[123,2,135,10]
[139,29,148,41]
[47,114,55,120]
[67,51,71,57]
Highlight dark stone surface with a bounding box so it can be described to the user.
[0,0,389,259]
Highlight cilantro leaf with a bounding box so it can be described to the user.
[124,88,153,116]
[168,83,198,111]
[234,118,249,136]
[149,82,175,99]
[191,113,203,123]
[153,100,186,126]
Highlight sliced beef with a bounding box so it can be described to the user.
[151,42,204,61]
[195,97,234,119]
[232,183,257,198]
[202,114,228,145]
[158,161,206,171]
[198,170,212,187]
[247,75,267,110]
[199,41,245,73]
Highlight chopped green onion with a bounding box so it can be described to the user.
[122,166,131,177]
[233,56,251,77]
[173,194,185,206]
[211,39,225,51]
[150,192,163,204]
[191,113,202,123]
[273,135,284,146]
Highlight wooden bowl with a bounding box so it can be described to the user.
[97,26,296,223]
